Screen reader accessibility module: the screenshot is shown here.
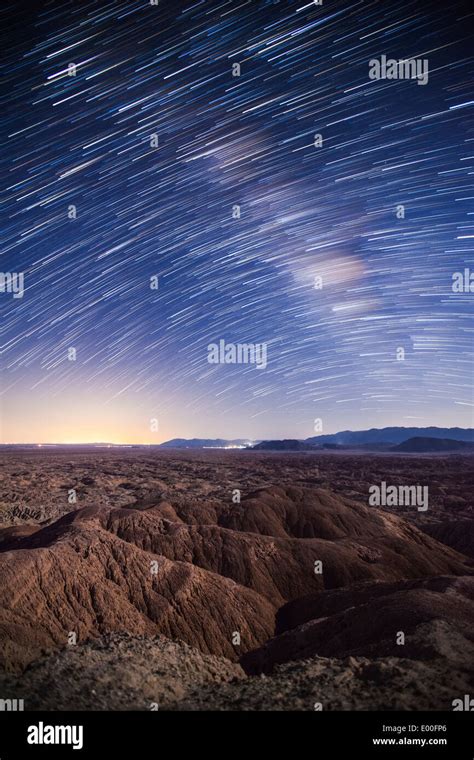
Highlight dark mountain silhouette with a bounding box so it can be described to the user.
[392,437,474,452]
[306,427,474,446]
[251,439,317,451]
[159,438,253,449]
[156,428,474,450]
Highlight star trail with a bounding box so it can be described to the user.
[1,0,473,443]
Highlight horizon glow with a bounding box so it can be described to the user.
[1,0,473,444]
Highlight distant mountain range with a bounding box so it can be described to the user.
[2,427,473,451]
[158,438,253,449]
[252,440,317,452]
[306,427,474,446]
[391,437,474,453]
[158,427,474,451]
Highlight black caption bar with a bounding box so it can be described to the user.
[0,711,472,758]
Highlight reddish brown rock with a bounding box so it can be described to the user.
[0,485,470,673]
[242,576,474,673]
[0,509,274,671]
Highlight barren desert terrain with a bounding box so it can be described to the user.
[0,449,473,710]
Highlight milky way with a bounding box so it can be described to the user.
[1,0,473,443]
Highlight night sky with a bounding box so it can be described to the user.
[1,0,473,444]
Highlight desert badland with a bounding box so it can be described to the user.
[0,447,472,711]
